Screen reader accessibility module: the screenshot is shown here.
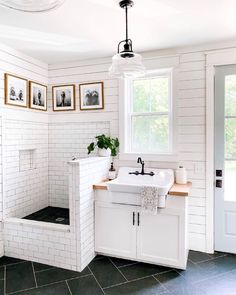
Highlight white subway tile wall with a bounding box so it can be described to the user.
[3,120,49,218]
[4,220,77,270]
[0,44,48,259]
[3,157,110,271]
[48,122,110,208]
[69,157,110,270]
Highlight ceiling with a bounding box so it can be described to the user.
[0,0,236,64]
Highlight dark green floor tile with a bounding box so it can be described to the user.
[0,256,25,267]
[193,269,236,295]
[110,257,137,268]
[0,267,4,280]
[6,262,35,293]
[89,257,126,288]
[119,262,171,281]
[13,282,70,295]
[36,266,90,286]
[105,276,166,295]
[0,280,4,295]
[33,262,54,272]
[67,275,103,295]
[155,270,191,293]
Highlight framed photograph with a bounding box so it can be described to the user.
[4,73,28,108]
[52,85,75,111]
[79,82,104,110]
[29,81,47,111]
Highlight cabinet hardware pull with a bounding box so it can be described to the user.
[138,212,140,226]
[133,212,135,225]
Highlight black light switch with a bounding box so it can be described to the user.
[216,179,223,188]
[216,170,222,177]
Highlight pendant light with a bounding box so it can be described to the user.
[109,0,145,78]
[0,0,66,12]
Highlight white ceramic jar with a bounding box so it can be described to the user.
[98,148,111,157]
[175,166,187,184]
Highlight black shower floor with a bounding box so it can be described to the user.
[23,206,69,225]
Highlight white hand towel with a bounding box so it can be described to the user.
[141,186,159,215]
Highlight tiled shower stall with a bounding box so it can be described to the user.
[0,112,111,270]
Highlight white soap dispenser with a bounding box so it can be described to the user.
[175,166,187,184]
[108,162,116,180]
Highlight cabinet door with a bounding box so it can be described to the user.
[137,209,186,268]
[95,202,137,259]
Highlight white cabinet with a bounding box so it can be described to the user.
[95,202,136,259]
[95,198,188,269]
[137,210,186,268]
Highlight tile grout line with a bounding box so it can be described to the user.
[118,262,139,269]
[103,269,174,290]
[8,274,93,295]
[34,267,55,273]
[4,265,6,295]
[65,280,72,295]
[108,257,128,282]
[194,254,228,264]
[152,274,172,294]
[87,265,106,295]
[66,273,92,282]
[0,261,27,268]
[188,253,228,265]
[31,262,38,288]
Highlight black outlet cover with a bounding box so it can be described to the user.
[216,170,222,177]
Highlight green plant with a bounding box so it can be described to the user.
[87,134,119,157]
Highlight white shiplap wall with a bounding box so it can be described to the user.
[48,49,208,252]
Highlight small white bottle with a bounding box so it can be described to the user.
[108,162,116,180]
[175,166,187,184]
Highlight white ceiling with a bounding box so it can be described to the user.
[0,0,236,64]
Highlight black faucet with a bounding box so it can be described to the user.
[129,157,155,176]
[137,157,145,174]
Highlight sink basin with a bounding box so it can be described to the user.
[107,167,174,196]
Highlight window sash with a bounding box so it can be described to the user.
[126,70,172,155]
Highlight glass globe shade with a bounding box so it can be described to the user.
[0,0,66,12]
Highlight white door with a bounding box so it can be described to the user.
[215,65,236,253]
[95,202,137,259]
[136,210,186,268]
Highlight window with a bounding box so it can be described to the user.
[121,69,173,157]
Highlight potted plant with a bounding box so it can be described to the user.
[87,134,119,157]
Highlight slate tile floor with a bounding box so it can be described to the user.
[0,251,235,294]
[23,207,69,225]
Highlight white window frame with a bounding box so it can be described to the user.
[119,68,178,162]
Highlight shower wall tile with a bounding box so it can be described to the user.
[3,119,49,218]
[48,121,110,208]
[4,220,77,270]
[68,157,110,271]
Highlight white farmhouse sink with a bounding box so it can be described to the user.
[107,167,174,196]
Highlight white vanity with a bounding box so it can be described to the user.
[93,167,191,270]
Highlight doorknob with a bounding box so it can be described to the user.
[216,179,223,188]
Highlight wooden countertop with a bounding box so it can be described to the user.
[93,180,192,197]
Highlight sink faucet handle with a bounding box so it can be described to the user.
[137,157,144,164]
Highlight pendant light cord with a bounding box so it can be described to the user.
[125,5,128,42]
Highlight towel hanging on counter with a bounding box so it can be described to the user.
[141,186,159,215]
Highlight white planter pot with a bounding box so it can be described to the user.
[98,148,111,157]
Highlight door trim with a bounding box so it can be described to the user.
[206,48,236,253]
